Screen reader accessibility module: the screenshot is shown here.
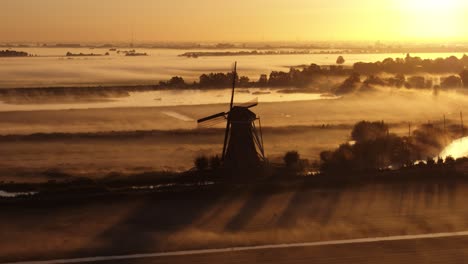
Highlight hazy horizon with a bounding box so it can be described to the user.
[2,0,468,43]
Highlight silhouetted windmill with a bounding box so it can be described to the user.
[197,62,265,170]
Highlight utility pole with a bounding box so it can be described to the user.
[461,111,464,137]
[443,114,447,145]
[408,122,411,138]
[443,114,446,133]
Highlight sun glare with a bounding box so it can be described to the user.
[440,137,468,159]
[399,0,463,40]
[407,0,459,11]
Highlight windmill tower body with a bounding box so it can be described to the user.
[197,63,265,171]
[224,107,264,169]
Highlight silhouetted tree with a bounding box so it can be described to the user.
[198,72,237,88]
[320,143,355,172]
[258,74,268,87]
[353,62,380,75]
[411,124,447,159]
[335,72,361,94]
[405,76,426,89]
[353,55,468,75]
[268,71,291,86]
[239,76,250,87]
[351,121,389,143]
[0,50,28,57]
[437,157,444,165]
[284,151,300,168]
[460,70,468,88]
[194,156,209,171]
[441,75,462,89]
[160,76,186,88]
[320,131,414,173]
[336,56,345,65]
[387,74,405,88]
[361,75,386,91]
[209,155,222,170]
[445,156,455,164]
[426,157,436,166]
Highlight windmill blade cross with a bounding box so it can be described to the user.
[223,61,237,160]
[197,116,226,128]
[229,62,237,111]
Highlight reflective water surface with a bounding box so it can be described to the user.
[0,88,337,112]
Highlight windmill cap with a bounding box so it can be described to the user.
[228,106,257,122]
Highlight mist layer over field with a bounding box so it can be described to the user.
[2,88,468,133]
[1,88,468,182]
[0,48,466,87]
[0,88,331,111]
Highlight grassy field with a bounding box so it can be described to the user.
[0,126,352,182]
[95,236,468,264]
[1,90,467,134]
[2,180,468,262]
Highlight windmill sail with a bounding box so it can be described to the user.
[235,98,258,109]
[222,62,237,160]
[197,112,226,123]
[197,116,226,128]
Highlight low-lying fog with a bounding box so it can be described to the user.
[0,48,466,87]
[0,88,334,112]
[1,87,466,133]
[2,88,468,182]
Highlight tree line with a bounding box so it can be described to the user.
[354,54,468,75]
[159,54,468,91]
[0,50,28,57]
[320,121,453,173]
[159,63,351,89]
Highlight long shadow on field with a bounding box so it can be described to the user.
[194,189,243,229]
[277,185,342,227]
[70,190,228,258]
[391,181,458,216]
[224,186,270,232]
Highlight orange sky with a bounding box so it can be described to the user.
[1,0,467,43]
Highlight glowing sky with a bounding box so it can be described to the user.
[1,0,467,43]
